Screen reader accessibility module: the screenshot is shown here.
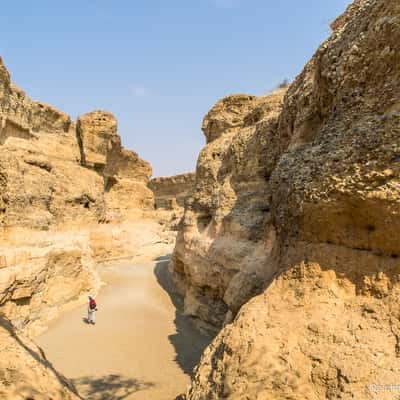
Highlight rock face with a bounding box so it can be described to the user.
[173,0,400,398]
[77,111,154,218]
[0,227,99,335]
[172,90,286,327]
[77,110,118,169]
[0,84,104,229]
[0,63,153,230]
[0,56,156,398]
[149,173,195,210]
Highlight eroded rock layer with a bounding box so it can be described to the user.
[0,56,155,323]
[149,172,195,210]
[0,56,156,398]
[173,0,400,398]
[77,110,154,219]
[172,90,286,327]
[0,66,153,229]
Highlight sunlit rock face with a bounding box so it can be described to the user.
[149,173,195,210]
[0,54,157,399]
[0,66,104,229]
[77,110,154,219]
[172,0,400,398]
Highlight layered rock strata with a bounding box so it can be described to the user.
[173,0,400,398]
[149,173,196,237]
[0,63,153,230]
[172,90,286,327]
[149,173,195,210]
[0,55,155,325]
[0,56,156,398]
[77,111,154,219]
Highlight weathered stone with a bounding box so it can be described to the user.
[202,95,259,143]
[76,110,118,169]
[149,173,195,210]
[0,54,156,398]
[0,316,80,399]
[172,89,285,328]
[176,0,400,398]
[10,286,33,300]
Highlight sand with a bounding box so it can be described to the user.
[37,255,211,400]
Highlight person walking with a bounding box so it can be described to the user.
[87,295,98,325]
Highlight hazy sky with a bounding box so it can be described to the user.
[0,0,351,177]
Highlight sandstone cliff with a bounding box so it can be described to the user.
[173,0,400,398]
[0,61,154,229]
[77,110,154,219]
[0,56,156,398]
[149,173,195,210]
[149,173,196,237]
[172,90,286,327]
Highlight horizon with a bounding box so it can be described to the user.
[0,0,351,177]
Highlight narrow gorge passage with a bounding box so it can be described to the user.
[37,256,211,400]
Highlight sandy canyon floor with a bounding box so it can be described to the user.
[37,254,211,400]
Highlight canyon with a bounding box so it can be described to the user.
[0,52,181,398]
[1,0,399,399]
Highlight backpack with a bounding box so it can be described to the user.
[89,299,97,310]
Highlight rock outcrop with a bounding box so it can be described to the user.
[0,226,101,335]
[149,173,195,210]
[0,87,105,229]
[0,55,155,326]
[77,111,154,219]
[0,62,154,230]
[172,90,286,327]
[173,0,400,398]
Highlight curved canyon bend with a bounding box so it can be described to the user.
[37,255,211,400]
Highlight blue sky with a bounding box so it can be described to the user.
[0,0,351,176]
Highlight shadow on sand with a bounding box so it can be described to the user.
[72,374,154,400]
[154,254,214,376]
[0,315,83,398]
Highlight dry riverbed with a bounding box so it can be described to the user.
[37,255,211,400]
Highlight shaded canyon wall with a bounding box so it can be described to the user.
[172,0,400,398]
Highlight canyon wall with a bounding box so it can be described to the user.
[173,0,400,398]
[149,173,195,235]
[77,110,154,219]
[149,173,195,210]
[0,55,155,327]
[171,91,286,327]
[0,59,153,230]
[0,56,156,397]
